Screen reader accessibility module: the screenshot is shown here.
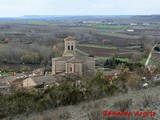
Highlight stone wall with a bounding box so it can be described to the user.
[52,61,66,74]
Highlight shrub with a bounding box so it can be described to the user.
[20,65,31,72]
[137,95,160,108]
[104,58,143,71]
[113,99,132,111]
[127,73,142,90]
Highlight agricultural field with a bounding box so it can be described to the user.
[0,15,160,71]
[1,15,160,120]
[99,32,140,39]
[77,45,116,57]
[93,24,129,29]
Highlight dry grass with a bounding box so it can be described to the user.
[112,98,132,111]
[4,86,160,120]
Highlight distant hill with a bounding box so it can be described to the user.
[20,15,132,20]
[131,15,160,22]
[1,15,160,21]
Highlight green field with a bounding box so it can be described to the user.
[94,25,129,29]
[0,72,8,76]
[115,57,130,62]
[95,66,111,71]
[22,21,48,25]
[77,44,116,49]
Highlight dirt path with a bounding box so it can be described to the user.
[145,45,156,66]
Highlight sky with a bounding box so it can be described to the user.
[0,0,160,17]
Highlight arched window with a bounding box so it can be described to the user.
[70,67,72,72]
[71,45,73,50]
[68,45,70,50]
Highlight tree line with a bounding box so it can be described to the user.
[0,42,62,64]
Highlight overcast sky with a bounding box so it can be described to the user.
[0,0,160,17]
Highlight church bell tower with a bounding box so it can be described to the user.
[63,36,76,56]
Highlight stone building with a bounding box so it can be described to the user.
[23,76,57,88]
[52,36,95,77]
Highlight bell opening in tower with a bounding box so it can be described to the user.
[68,45,70,50]
[71,45,73,50]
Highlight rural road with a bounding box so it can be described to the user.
[145,45,156,66]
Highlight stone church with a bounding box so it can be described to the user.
[52,36,95,77]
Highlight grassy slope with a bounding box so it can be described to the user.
[10,86,160,120]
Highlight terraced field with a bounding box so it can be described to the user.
[77,45,116,57]
[77,44,142,59]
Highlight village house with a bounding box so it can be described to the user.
[0,73,29,93]
[0,76,17,85]
[32,68,45,76]
[22,73,84,88]
[23,75,58,88]
[126,29,134,32]
[52,36,95,77]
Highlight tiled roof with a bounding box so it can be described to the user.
[64,36,76,41]
[24,73,83,87]
[0,76,16,82]
[67,56,84,63]
[31,76,57,85]
[73,55,95,61]
[53,55,95,62]
[53,56,73,61]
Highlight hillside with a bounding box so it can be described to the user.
[7,86,160,120]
